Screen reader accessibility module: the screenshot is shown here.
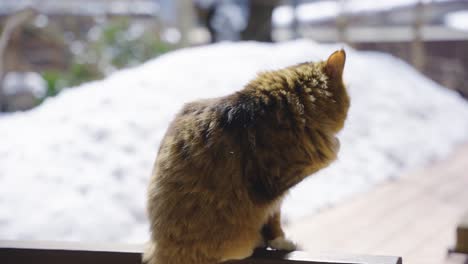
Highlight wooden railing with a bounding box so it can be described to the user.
[0,240,402,264]
[453,210,468,254]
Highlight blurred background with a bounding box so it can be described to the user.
[1,1,468,264]
[0,0,467,112]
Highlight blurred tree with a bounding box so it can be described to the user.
[39,17,173,103]
[241,0,279,42]
[195,0,279,42]
[195,0,249,42]
[0,8,37,111]
[42,18,172,95]
[194,1,217,43]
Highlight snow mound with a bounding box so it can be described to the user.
[1,40,468,242]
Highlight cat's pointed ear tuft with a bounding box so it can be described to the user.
[325,49,346,78]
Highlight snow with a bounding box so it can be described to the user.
[273,0,456,26]
[445,10,468,31]
[1,40,468,243]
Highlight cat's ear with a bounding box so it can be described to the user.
[325,49,346,78]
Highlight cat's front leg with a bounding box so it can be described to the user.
[261,210,296,251]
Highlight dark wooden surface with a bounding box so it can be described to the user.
[455,211,468,254]
[0,240,402,264]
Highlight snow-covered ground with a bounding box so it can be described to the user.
[445,10,468,31]
[1,40,468,243]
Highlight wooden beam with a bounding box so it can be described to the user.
[0,240,402,264]
[0,241,141,264]
[455,210,468,254]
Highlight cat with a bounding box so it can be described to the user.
[145,49,349,264]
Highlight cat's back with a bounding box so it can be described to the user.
[148,95,252,226]
[167,97,222,138]
[152,96,243,184]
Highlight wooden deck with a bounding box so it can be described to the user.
[286,144,468,264]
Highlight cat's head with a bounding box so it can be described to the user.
[238,50,349,135]
[295,49,350,134]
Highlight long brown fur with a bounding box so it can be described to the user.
[145,50,350,264]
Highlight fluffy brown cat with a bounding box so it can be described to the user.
[145,50,349,264]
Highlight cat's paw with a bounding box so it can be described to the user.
[268,237,296,251]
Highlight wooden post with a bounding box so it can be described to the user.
[336,0,348,44]
[290,0,300,40]
[411,0,426,71]
[176,0,196,48]
[454,210,468,254]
